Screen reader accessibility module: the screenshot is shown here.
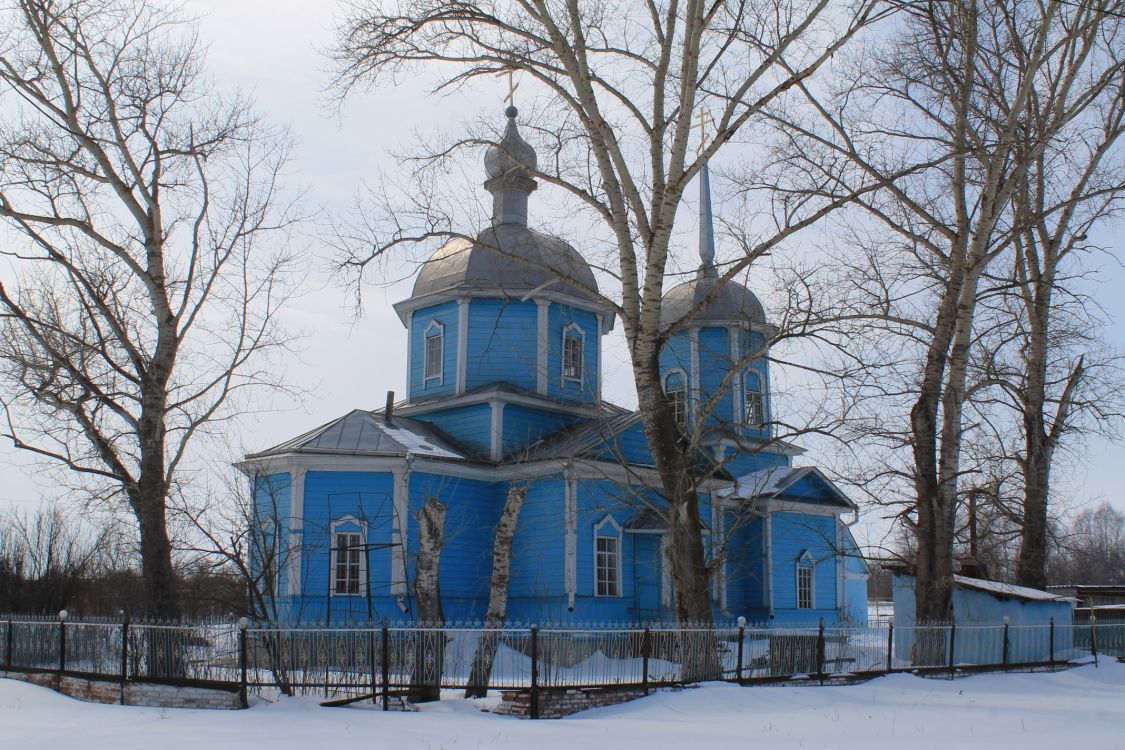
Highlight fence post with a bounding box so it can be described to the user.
[237,618,249,708]
[1002,618,1010,669]
[1048,617,1054,669]
[5,616,12,669]
[529,625,540,720]
[736,617,746,684]
[368,628,378,704]
[57,610,68,676]
[819,616,828,688]
[642,625,650,696]
[381,621,390,711]
[120,618,129,705]
[1090,614,1098,667]
[947,620,956,679]
[886,622,894,673]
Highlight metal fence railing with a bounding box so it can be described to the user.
[1,614,1119,716]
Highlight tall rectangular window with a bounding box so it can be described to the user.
[594,519,621,597]
[333,530,363,596]
[424,322,443,382]
[664,371,687,426]
[797,565,813,609]
[562,325,583,382]
[745,370,764,426]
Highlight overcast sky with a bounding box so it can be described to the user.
[1,0,1122,549]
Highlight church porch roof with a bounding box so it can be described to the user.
[245,409,469,461]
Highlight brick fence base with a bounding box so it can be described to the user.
[492,686,648,719]
[0,669,242,710]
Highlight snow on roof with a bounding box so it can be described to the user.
[716,466,855,510]
[954,575,1075,603]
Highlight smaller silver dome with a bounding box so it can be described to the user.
[412,223,599,302]
[660,272,766,330]
[484,106,537,180]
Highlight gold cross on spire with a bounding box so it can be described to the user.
[691,106,715,155]
[495,67,519,106]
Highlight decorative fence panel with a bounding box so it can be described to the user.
[2,614,1118,711]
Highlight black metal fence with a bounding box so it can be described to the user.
[2,614,1122,717]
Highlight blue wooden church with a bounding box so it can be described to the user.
[240,107,869,626]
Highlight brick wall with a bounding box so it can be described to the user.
[0,669,242,710]
[492,686,647,719]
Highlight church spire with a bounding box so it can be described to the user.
[698,161,717,278]
[483,106,538,226]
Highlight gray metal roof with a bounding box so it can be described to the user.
[520,411,649,463]
[660,272,767,330]
[411,223,600,303]
[484,105,537,179]
[247,409,466,460]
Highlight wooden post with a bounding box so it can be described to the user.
[529,625,539,720]
[1048,617,1055,669]
[736,622,746,683]
[120,618,130,705]
[57,613,67,675]
[947,621,956,679]
[1090,614,1098,667]
[381,622,390,711]
[886,622,894,673]
[642,625,650,696]
[368,629,378,705]
[1002,621,1010,668]
[238,621,249,709]
[816,618,826,685]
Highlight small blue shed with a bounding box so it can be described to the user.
[892,573,1074,666]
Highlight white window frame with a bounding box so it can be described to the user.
[796,551,815,610]
[330,517,367,597]
[561,323,585,386]
[593,515,622,598]
[663,368,688,426]
[423,321,444,386]
[744,369,765,426]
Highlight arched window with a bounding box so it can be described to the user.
[423,321,444,384]
[796,550,814,610]
[594,516,622,597]
[330,518,367,596]
[744,370,764,426]
[562,323,584,384]
[663,370,687,426]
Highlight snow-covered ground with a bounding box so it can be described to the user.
[3,660,1123,750]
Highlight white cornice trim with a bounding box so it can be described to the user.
[393,288,616,331]
[400,387,605,418]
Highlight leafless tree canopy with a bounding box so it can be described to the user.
[0,0,301,617]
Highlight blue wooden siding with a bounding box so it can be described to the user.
[414,403,492,456]
[507,475,569,620]
[295,470,398,623]
[698,326,735,426]
[409,300,460,401]
[725,515,767,620]
[406,472,502,622]
[770,512,839,625]
[722,447,790,479]
[501,404,583,457]
[588,421,655,466]
[465,299,538,391]
[252,472,291,597]
[546,303,599,403]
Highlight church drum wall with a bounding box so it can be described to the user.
[546,303,599,404]
[465,299,538,392]
[410,300,460,401]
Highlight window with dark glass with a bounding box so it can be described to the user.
[797,562,813,609]
[332,530,363,595]
[664,370,687,426]
[745,370,764,426]
[594,519,621,597]
[424,322,443,381]
[562,325,583,382]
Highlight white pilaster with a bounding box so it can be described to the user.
[689,328,700,424]
[391,467,409,597]
[536,300,549,395]
[286,467,307,597]
[765,514,774,616]
[730,325,742,424]
[490,401,505,461]
[456,299,469,394]
[404,310,414,397]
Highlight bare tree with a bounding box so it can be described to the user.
[0,0,300,618]
[1049,502,1125,584]
[778,0,1125,620]
[331,0,887,624]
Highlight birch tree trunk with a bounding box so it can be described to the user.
[411,498,447,702]
[465,484,526,698]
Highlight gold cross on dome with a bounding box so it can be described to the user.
[495,67,519,106]
[691,107,715,154]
